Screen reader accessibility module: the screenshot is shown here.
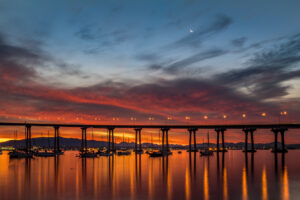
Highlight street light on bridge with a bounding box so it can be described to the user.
[280,111,287,116]
[148,117,154,121]
[185,116,190,125]
[279,111,288,123]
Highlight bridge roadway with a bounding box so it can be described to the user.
[0,122,300,129]
[1,122,300,154]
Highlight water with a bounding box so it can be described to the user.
[0,150,299,200]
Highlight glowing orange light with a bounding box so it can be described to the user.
[204,115,208,119]
[148,117,154,121]
[223,115,227,119]
[261,112,266,117]
[242,114,246,118]
[167,116,172,120]
[280,111,287,116]
[185,116,190,120]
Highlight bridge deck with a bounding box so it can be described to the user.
[0,122,299,129]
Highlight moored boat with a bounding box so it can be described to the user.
[36,150,56,157]
[80,151,99,158]
[9,150,33,159]
[117,150,131,155]
[200,132,214,156]
[149,150,172,157]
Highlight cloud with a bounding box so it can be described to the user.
[0,32,95,87]
[163,49,227,74]
[231,37,247,47]
[170,14,232,49]
[135,53,161,62]
[217,34,300,99]
[74,25,99,40]
[1,30,300,126]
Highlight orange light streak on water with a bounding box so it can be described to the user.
[262,166,268,200]
[282,166,290,200]
[242,166,248,200]
[203,160,209,200]
[185,163,191,200]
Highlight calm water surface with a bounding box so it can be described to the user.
[0,150,300,200]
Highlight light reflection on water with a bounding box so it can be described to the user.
[0,150,299,200]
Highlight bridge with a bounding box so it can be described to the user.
[1,122,300,154]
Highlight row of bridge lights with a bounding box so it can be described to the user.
[15,111,287,122]
[138,111,287,122]
[83,111,288,122]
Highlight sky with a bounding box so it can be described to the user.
[0,0,300,143]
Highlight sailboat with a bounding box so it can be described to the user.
[35,130,56,157]
[200,132,214,156]
[145,132,154,154]
[117,132,131,155]
[80,128,99,158]
[9,130,32,158]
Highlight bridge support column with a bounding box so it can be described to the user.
[188,128,192,152]
[215,128,227,152]
[134,128,142,153]
[25,125,32,153]
[193,128,197,152]
[54,126,60,153]
[162,128,165,151]
[222,129,225,151]
[108,128,115,152]
[272,128,288,153]
[243,128,256,153]
[250,130,255,151]
[215,129,220,152]
[244,129,248,152]
[187,128,197,152]
[81,127,87,153]
[161,128,170,152]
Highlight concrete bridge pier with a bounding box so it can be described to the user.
[134,128,143,153]
[25,125,32,152]
[272,128,288,153]
[54,126,60,153]
[242,128,256,153]
[107,128,115,152]
[81,127,87,153]
[187,128,198,152]
[215,128,227,152]
[161,128,170,152]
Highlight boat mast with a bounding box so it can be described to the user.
[47,130,50,149]
[13,130,16,149]
[151,132,153,148]
[123,132,125,147]
[207,132,210,149]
